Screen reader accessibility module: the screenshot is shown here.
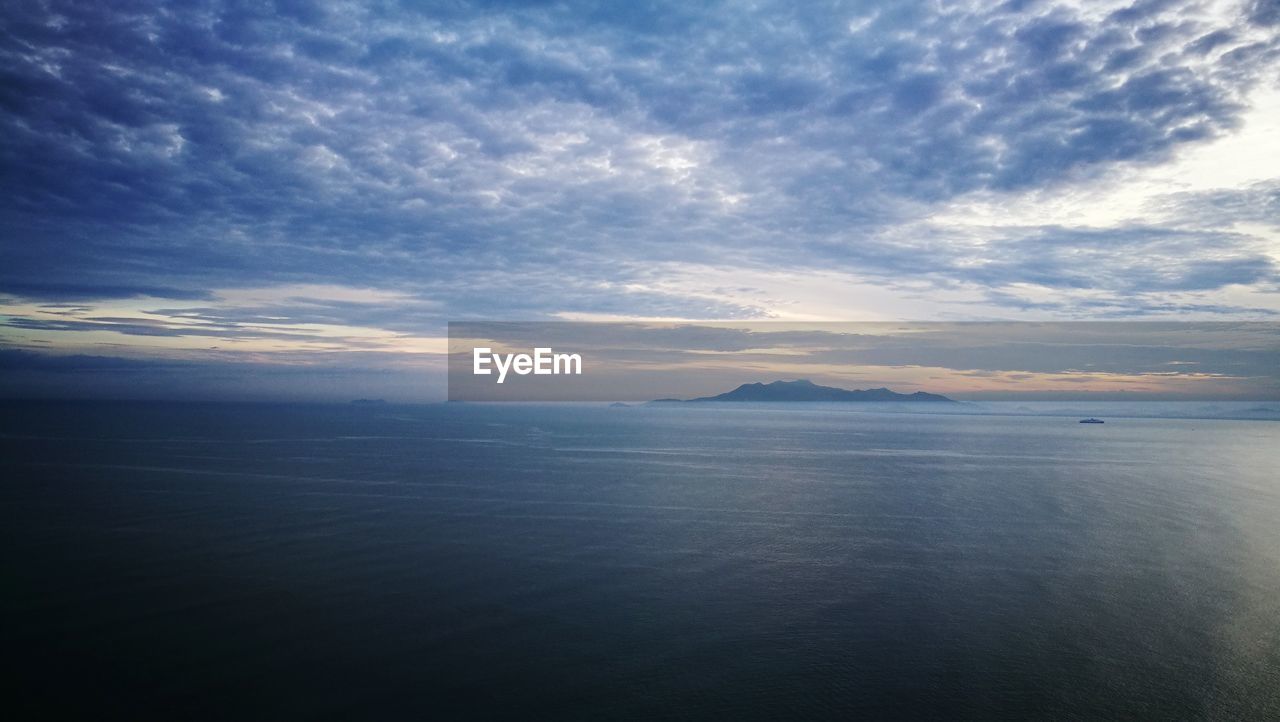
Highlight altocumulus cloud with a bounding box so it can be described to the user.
[2,0,1279,347]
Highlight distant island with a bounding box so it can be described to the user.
[650,379,955,404]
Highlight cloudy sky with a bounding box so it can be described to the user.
[446,322,1280,401]
[2,0,1279,399]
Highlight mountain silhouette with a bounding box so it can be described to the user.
[653,379,954,403]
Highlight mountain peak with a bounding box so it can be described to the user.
[659,380,955,404]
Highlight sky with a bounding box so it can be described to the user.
[446,322,1280,401]
[2,0,1279,400]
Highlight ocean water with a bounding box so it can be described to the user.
[3,401,1279,719]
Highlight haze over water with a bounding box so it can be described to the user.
[5,400,1279,719]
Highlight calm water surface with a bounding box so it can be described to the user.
[3,401,1279,719]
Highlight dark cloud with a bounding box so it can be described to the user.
[1154,179,1280,230]
[0,348,165,371]
[1247,0,1280,26]
[450,321,1280,376]
[0,348,445,401]
[961,227,1278,292]
[0,0,1277,327]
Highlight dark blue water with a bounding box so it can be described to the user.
[4,401,1279,719]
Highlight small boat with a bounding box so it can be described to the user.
[1079,418,1105,424]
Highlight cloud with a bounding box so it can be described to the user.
[0,347,446,401]
[1153,179,1280,231]
[956,226,1277,292]
[449,320,1280,377]
[1,0,1279,375]
[0,348,166,371]
[443,321,1280,401]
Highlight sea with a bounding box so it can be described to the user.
[3,400,1279,719]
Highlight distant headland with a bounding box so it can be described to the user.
[650,379,955,404]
